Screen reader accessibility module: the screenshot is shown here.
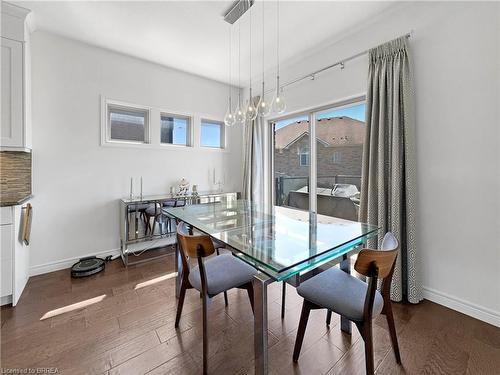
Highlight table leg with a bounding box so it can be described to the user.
[175,241,181,298]
[253,273,272,375]
[340,254,352,334]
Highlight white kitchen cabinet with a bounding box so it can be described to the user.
[1,38,24,148]
[1,225,14,298]
[1,2,31,151]
[0,204,30,306]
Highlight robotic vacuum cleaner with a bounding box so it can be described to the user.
[71,256,105,278]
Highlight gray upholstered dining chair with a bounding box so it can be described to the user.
[175,222,257,375]
[145,198,186,235]
[292,232,401,375]
[281,191,359,319]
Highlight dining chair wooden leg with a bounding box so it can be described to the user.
[202,293,209,375]
[293,301,312,362]
[326,310,332,326]
[281,282,286,319]
[356,321,375,375]
[175,280,187,328]
[384,301,401,364]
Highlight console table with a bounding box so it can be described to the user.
[119,191,239,266]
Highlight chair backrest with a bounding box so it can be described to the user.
[174,198,186,207]
[355,232,399,320]
[354,232,399,279]
[176,222,215,259]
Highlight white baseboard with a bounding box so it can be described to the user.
[423,286,500,328]
[1,294,13,306]
[29,248,121,277]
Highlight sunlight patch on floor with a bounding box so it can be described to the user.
[40,294,107,320]
[134,272,177,290]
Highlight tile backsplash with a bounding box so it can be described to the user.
[0,151,32,205]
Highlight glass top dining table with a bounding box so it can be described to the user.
[164,199,379,375]
[164,199,379,281]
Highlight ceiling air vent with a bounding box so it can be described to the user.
[223,0,255,24]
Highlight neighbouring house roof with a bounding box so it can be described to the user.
[274,116,365,150]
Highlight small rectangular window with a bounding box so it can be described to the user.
[201,120,224,148]
[161,114,191,146]
[107,103,149,143]
[299,148,310,166]
[332,151,342,164]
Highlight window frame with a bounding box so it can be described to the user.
[200,118,225,149]
[332,151,342,164]
[159,112,193,147]
[269,95,366,209]
[101,98,151,146]
[299,148,310,166]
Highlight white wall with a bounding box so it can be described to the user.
[266,2,500,326]
[29,31,243,273]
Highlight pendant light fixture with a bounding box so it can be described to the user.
[224,24,235,127]
[257,0,271,117]
[245,4,258,122]
[233,16,246,125]
[272,0,286,114]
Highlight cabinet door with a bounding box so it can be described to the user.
[1,37,24,148]
[13,205,29,306]
[1,224,13,298]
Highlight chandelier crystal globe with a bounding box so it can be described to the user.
[272,87,286,114]
[257,0,271,118]
[234,102,246,125]
[245,89,258,121]
[233,15,246,126]
[271,0,286,115]
[257,92,272,117]
[224,103,236,126]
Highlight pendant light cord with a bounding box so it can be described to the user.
[276,0,280,94]
[238,16,241,107]
[261,0,265,97]
[249,4,252,98]
[228,24,232,108]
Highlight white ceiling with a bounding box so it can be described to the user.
[17,1,398,86]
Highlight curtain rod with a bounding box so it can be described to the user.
[264,31,413,95]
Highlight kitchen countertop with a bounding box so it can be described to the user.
[0,194,33,207]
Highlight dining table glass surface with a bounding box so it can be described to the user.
[164,199,379,281]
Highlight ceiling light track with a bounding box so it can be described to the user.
[223,0,255,24]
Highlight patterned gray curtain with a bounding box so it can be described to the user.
[243,110,265,204]
[360,36,422,304]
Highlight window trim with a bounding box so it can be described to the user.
[159,112,193,147]
[101,98,151,146]
[332,151,342,164]
[200,118,225,149]
[299,148,310,166]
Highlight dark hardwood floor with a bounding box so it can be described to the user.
[1,252,499,374]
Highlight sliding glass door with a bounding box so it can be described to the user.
[273,114,310,210]
[272,98,366,220]
[313,101,365,220]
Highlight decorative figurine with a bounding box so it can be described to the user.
[179,178,190,195]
